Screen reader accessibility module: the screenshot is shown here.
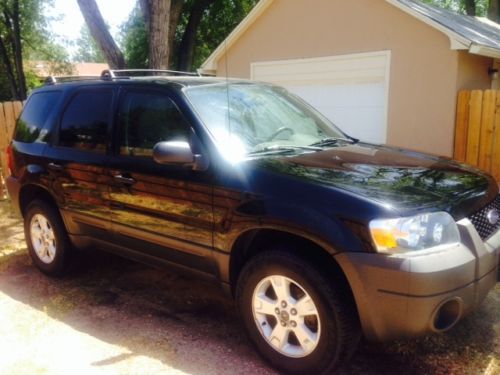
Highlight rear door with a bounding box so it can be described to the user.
[44,86,115,239]
[108,87,215,274]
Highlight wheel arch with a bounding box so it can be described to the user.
[228,228,355,304]
[19,184,59,217]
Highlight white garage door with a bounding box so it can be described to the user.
[251,51,391,144]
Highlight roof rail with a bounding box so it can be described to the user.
[44,69,203,86]
[100,69,201,80]
[44,75,101,85]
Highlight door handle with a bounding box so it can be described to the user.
[47,162,63,171]
[113,174,136,186]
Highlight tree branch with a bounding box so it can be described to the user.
[77,0,126,69]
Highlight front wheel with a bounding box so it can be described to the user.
[236,249,360,374]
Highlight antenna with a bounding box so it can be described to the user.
[224,29,231,144]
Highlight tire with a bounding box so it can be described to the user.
[24,199,72,276]
[236,248,360,374]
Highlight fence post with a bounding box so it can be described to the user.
[491,93,500,182]
[454,90,470,162]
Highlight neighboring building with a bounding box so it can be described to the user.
[200,0,500,156]
[28,61,109,78]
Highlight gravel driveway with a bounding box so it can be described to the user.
[0,200,498,375]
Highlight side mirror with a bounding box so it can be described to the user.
[153,141,208,171]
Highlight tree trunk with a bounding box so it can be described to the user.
[177,0,212,72]
[77,0,126,69]
[0,36,19,100]
[488,0,500,23]
[464,0,476,16]
[146,0,171,69]
[168,0,183,68]
[11,0,26,100]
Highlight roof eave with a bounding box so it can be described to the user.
[385,0,471,50]
[469,44,500,59]
[200,0,275,73]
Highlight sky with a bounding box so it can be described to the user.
[47,0,137,56]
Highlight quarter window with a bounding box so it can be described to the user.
[118,92,190,157]
[14,91,61,143]
[59,90,112,152]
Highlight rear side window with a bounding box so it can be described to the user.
[118,92,190,157]
[14,91,61,143]
[59,90,112,152]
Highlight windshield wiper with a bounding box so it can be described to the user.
[309,137,358,147]
[247,145,322,156]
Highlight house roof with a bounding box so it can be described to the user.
[200,0,500,72]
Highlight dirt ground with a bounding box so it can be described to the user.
[0,200,498,375]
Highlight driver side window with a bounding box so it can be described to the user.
[118,91,190,157]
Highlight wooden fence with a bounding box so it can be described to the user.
[0,101,23,199]
[454,89,500,182]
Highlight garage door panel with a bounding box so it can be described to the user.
[251,52,390,144]
[289,83,386,143]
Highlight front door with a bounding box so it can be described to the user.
[108,88,215,274]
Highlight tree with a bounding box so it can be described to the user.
[121,5,148,68]
[0,0,71,101]
[488,0,499,22]
[84,0,258,72]
[73,25,105,63]
[139,0,176,69]
[177,0,212,71]
[0,0,28,100]
[422,0,497,18]
[119,0,258,71]
[76,0,125,68]
[464,0,476,15]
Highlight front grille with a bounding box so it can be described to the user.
[468,195,500,240]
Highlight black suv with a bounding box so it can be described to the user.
[6,70,499,374]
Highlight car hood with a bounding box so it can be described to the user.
[252,143,498,218]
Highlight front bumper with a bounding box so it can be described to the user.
[335,218,499,341]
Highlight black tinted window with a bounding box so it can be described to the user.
[59,90,112,152]
[14,91,61,143]
[118,92,189,157]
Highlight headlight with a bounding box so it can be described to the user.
[369,212,460,253]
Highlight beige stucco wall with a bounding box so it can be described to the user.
[456,52,494,90]
[215,0,473,156]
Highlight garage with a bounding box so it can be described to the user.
[250,51,391,144]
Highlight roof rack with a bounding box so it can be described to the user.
[44,69,203,86]
[100,69,201,80]
[44,75,101,85]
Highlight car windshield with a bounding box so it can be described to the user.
[184,82,347,160]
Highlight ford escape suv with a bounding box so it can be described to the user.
[6,70,499,374]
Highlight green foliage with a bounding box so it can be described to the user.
[121,5,148,69]
[0,0,72,100]
[72,25,105,63]
[119,0,258,70]
[422,0,490,16]
[188,0,258,70]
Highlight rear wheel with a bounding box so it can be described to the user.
[24,200,72,276]
[236,248,360,374]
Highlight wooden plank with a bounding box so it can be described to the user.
[465,90,483,167]
[453,90,470,162]
[13,100,23,119]
[0,102,7,150]
[477,90,497,172]
[3,101,16,143]
[491,92,500,183]
[0,103,7,198]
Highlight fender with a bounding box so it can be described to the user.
[214,198,367,256]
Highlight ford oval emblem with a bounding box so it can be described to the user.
[486,208,499,225]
